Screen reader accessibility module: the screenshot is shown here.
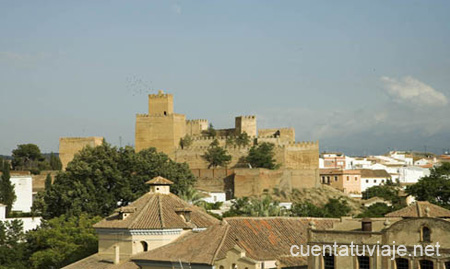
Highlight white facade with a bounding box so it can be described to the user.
[0,204,40,232]
[360,176,390,193]
[350,158,372,169]
[201,192,227,203]
[319,158,324,169]
[399,166,430,184]
[10,175,33,213]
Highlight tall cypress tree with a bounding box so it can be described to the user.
[45,173,52,190]
[0,160,16,216]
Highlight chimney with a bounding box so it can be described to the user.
[361,218,372,232]
[114,245,120,265]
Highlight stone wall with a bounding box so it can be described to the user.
[59,137,103,170]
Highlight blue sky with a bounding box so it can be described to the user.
[1,1,449,155]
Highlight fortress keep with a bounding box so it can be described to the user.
[135,90,320,193]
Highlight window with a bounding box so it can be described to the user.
[374,180,377,183]
[334,176,338,182]
[419,260,433,269]
[445,261,450,269]
[422,226,431,242]
[358,256,370,269]
[355,176,358,181]
[347,176,350,181]
[323,253,334,269]
[366,180,369,183]
[141,241,148,252]
[231,263,237,269]
[164,111,167,115]
[327,176,330,183]
[396,258,409,269]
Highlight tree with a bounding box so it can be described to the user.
[0,219,27,269]
[406,162,450,209]
[179,135,193,149]
[362,180,403,207]
[44,174,52,190]
[42,142,196,219]
[49,153,62,171]
[246,142,279,169]
[204,124,217,137]
[291,198,351,218]
[202,140,232,168]
[235,132,251,147]
[0,161,16,217]
[357,203,394,218]
[11,144,49,174]
[223,195,285,217]
[26,214,101,269]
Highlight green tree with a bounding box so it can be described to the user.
[42,142,196,219]
[363,181,402,207]
[246,142,279,169]
[235,132,251,147]
[225,136,235,148]
[406,162,450,209]
[0,219,27,269]
[0,161,16,217]
[357,203,394,218]
[204,124,217,137]
[223,195,285,217]
[291,198,351,218]
[179,135,193,149]
[11,144,49,174]
[44,174,52,190]
[202,140,232,169]
[290,202,326,217]
[26,214,101,269]
[49,153,62,171]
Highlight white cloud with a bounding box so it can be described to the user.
[381,76,448,107]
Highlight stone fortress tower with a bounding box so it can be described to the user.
[135,90,321,193]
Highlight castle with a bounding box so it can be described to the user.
[135,90,321,194]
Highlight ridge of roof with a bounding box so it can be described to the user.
[145,176,174,185]
[210,224,230,264]
[158,195,164,228]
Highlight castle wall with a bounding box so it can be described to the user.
[235,116,257,137]
[258,128,295,144]
[175,145,250,169]
[186,119,208,136]
[148,92,173,115]
[59,137,103,170]
[135,113,186,157]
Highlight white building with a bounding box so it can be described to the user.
[399,166,430,184]
[10,173,33,213]
[200,191,227,204]
[360,169,391,192]
[0,204,41,232]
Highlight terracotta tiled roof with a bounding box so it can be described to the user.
[93,192,219,230]
[145,176,174,185]
[63,254,139,269]
[385,201,450,218]
[360,169,391,178]
[133,223,229,265]
[133,217,338,265]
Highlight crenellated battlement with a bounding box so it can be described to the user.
[186,119,208,123]
[283,140,319,148]
[148,90,172,99]
[237,115,256,119]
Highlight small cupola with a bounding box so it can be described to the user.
[145,176,174,194]
[115,206,137,220]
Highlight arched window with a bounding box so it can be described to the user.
[358,256,370,269]
[323,252,335,269]
[422,226,431,242]
[231,263,237,269]
[141,241,148,252]
[219,266,224,269]
[419,259,433,269]
[395,258,409,269]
